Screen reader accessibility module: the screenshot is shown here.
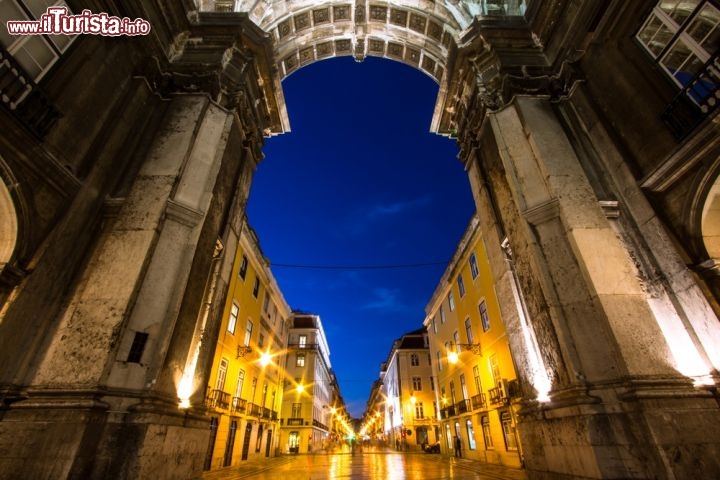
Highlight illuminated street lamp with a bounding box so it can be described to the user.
[447,343,482,364]
[259,351,272,367]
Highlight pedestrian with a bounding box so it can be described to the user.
[454,436,462,458]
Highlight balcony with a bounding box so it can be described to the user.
[286,417,305,426]
[312,419,328,430]
[471,393,487,410]
[205,389,231,410]
[661,49,720,139]
[488,387,506,406]
[455,399,472,415]
[1,46,60,138]
[440,404,457,419]
[230,397,246,413]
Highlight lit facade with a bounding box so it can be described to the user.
[424,216,522,467]
[204,218,291,469]
[278,312,335,454]
[379,328,439,451]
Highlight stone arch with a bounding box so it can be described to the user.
[0,179,17,271]
[262,2,465,83]
[0,161,20,293]
[196,1,525,83]
[701,177,720,262]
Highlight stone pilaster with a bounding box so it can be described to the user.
[461,93,720,478]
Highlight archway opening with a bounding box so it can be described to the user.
[701,177,720,264]
[246,56,475,417]
[0,178,18,273]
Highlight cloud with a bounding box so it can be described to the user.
[366,194,432,220]
[361,287,408,312]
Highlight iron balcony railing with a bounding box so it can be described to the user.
[471,393,487,410]
[456,399,472,414]
[0,46,60,137]
[661,49,720,139]
[205,389,231,410]
[230,397,246,413]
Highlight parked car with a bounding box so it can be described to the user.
[423,441,441,453]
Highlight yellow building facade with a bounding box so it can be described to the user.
[424,215,522,467]
[204,219,291,470]
[278,312,337,454]
[379,328,439,451]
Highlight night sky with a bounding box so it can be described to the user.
[246,56,475,418]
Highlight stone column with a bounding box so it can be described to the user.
[0,95,250,480]
[471,95,720,478]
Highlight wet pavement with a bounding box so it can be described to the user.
[202,450,528,480]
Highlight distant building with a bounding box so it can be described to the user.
[204,218,291,469]
[424,215,521,466]
[379,328,438,451]
[279,312,335,454]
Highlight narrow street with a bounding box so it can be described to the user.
[202,450,528,480]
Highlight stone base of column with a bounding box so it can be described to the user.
[0,392,209,480]
[518,380,720,479]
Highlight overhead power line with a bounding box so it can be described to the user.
[270,261,448,270]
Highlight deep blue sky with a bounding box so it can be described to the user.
[246,56,475,418]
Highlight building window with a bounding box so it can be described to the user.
[410,353,419,366]
[466,420,477,450]
[469,253,479,279]
[460,374,469,400]
[235,369,245,399]
[298,334,307,348]
[637,0,719,105]
[490,355,501,386]
[127,332,149,363]
[244,320,253,346]
[412,376,422,390]
[453,331,461,353]
[252,275,260,298]
[296,353,305,367]
[228,303,239,334]
[464,317,474,344]
[432,316,438,333]
[258,332,265,348]
[473,365,482,394]
[457,274,466,297]
[479,300,490,332]
[501,412,518,451]
[437,351,443,371]
[440,305,446,324]
[291,403,302,418]
[481,416,493,449]
[448,291,455,311]
[430,376,435,391]
[239,254,248,279]
[216,358,228,391]
[0,0,76,81]
[263,292,270,312]
[415,402,424,419]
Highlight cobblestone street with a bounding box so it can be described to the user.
[202,451,528,480]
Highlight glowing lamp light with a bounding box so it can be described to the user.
[296,384,305,394]
[177,370,195,409]
[447,351,459,364]
[410,395,417,405]
[259,351,272,367]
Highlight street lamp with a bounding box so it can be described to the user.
[237,345,253,358]
[259,351,272,367]
[447,343,482,364]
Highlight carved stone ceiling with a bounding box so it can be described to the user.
[195,1,528,84]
